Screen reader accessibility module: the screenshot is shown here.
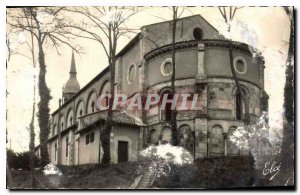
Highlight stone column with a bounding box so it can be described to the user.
[223,132,228,156]
[196,43,207,82]
[69,130,75,165]
[57,113,62,165]
[194,43,208,158]
[195,118,208,158]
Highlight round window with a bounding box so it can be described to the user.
[233,56,247,74]
[127,64,136,84]
[161,58,173,76]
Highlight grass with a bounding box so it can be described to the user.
[8,161,138,189]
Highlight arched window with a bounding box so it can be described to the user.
[52,124,57,136]
[208,125,224,156]
[60,116,65,131]
[67,109,73,127]
[91,102,95,113]
[160,89,173,122]
[100,81,111,109]
[179,125,195,155]
[54,142,57,161]
[66,136,69,157]
[127,64,136,84]
[147,129,156,145]
[236,92,242,120]
[76,100,85,122]
[161,127,172,144]
[235,87,249,121]
[87,91,97,114]
[193,27,203,40]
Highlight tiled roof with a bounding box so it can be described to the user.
[111,112,145,127]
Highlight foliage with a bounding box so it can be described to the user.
[139,144,193,187]
[154,163,197,188]
[7,150,40,170]
[229,112,282,168]
[193,155,256,188]
[153,155,256,189]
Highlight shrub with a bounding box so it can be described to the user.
[7,150,40,170]
[155,155,256,189]
[193,155,256,188]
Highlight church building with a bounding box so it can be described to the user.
[47,14,268,165]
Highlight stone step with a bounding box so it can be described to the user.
[134,164,157,189]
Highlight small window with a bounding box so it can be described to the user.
[91,102,95,113]
[160,58,173,76]
[86,132,94,145]
[233,56,247,74]
[70,117,73,125]
[161,92,173,122]
[102,92,109,108]
[236,60,244,72]
[236,92,242,120]
[66,137,69,157]
[61,123,64,130]
[52,124,56,136]
[86,134,90,145]
[54,143,57,161]
[164,62,172,75]
[193,27,203,40]
[127,64,136,84]
[80,110,83,117]
[90,132,95,143]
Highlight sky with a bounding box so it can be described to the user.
[6,7,291,152]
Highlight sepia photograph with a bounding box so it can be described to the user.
[5,3,295,190]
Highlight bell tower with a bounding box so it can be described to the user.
[63,51,80,103]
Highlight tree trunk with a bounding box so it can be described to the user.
[170,7,179,146]
[29,72,36,187]
[37,42,51,167]
[228,43,249,124]
[29,18,36,187]
[29,112,36,187]
[101,49,116,166]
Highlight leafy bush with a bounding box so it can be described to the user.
[154,155,256,189]
[154,163,197,188]
[7,149,40,170]
[193,155,256,188]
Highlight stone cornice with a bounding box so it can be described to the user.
[144,39,262,61]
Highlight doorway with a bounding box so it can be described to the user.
[118,141,128,163]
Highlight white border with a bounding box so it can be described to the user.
[1,1,298,194]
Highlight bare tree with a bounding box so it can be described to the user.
[65,6,139,165]
[25,9,37,187]
[170,6,183,146]
[7,7,79,167]
[217,7,249,124]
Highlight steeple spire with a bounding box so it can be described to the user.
[62,50,80,103]
[70,50,77,76]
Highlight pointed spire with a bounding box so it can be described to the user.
[63,50,80,100]
[70,50,77,75]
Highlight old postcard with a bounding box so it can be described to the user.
[5,5,295,189]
